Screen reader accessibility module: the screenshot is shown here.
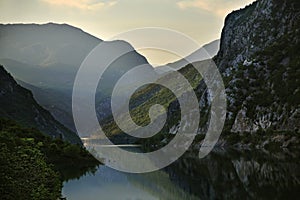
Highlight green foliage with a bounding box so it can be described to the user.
[0,118,100,199]
[0,129,61,199]
[102,64,202,138]
[101,0,300,149]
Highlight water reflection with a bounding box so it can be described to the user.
[166,148,300,199]
[59,164,99,182]
[63,148,300,200]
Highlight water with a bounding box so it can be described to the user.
[62,147,300,200]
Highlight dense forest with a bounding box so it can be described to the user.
[0,118,100,200]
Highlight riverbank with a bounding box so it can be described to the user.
[0,118,100,200]
[138,130,300,153]
[204,130,299,150]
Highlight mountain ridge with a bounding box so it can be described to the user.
[0,23,153,132]
[105,0,300,149]
[0,65,81,144]
[155,39,220,74]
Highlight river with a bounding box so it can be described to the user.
[62,146,300,199]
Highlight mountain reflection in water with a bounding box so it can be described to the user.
[63,147,300,200]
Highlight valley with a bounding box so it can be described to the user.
[0,0,299,199]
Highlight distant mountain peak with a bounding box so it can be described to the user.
[1,22,102,41]
[0,23,154,133]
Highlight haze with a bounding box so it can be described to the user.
[0,0,255,65]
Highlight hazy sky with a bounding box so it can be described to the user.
[0,0,255,65]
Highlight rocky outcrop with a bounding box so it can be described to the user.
[161,0,300,140]
[217,0,298,71]
[96,0,299,145]
[215,0,300,133]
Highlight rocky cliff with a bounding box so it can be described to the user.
[124,0,300,150]
[215,0,300,133]
[94,0,299,148]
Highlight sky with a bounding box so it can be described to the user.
[0,0,255,65]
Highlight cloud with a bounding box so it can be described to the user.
[177,0,255,18]
[42,0,117,10]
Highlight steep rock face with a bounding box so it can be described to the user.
[88,0,299,143]
[216,0,300,133]
[152,0,300,139]
[217,0,298,72]
[0,66,81,144]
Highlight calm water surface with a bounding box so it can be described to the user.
[62,147,300,200]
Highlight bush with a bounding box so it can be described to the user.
[0,118,100,198]
[0,140,61,200]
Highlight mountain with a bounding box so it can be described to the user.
[175,0,299,138]
[0,23,154,132]
[155,39,220,74]
[202,39,220,57]
[179,0,299,141]
[0,23,101,67]
[104,0,300,148]
[215,0,300,133]
[0,65,81,144]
